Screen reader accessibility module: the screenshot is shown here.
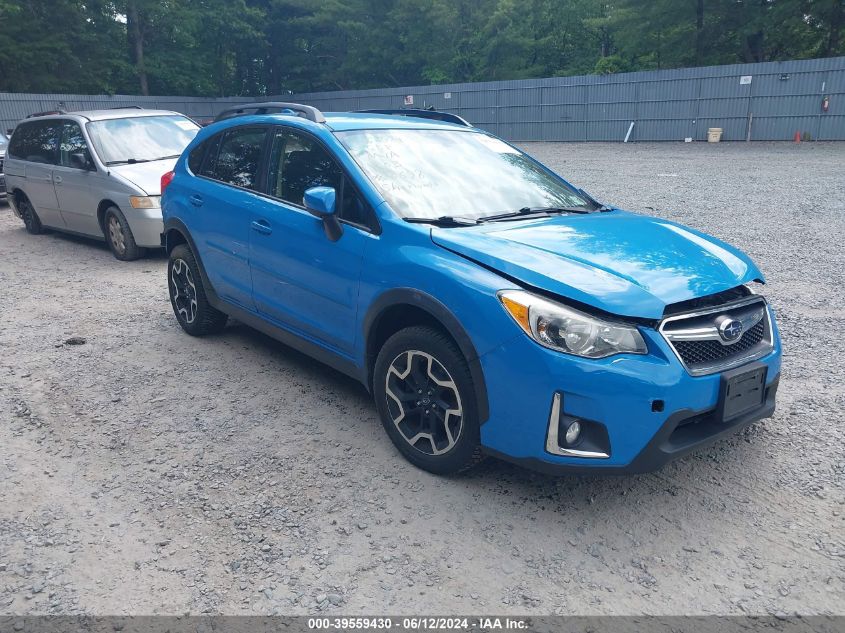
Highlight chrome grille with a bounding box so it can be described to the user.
[660,297,773,375]
[673,320,765,366]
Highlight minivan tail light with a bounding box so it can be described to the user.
[160,170,175,194]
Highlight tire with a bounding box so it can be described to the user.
[18,195,45,235]
[168,244,228,336]
[104,206,145,261]
[373,325,484,475]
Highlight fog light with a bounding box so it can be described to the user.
[564,420,581,445]
[546,393,610,458]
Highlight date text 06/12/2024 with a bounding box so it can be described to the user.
[307,617,530,630]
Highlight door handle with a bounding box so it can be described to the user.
[189,194,203,207]
[54,175,63,184]
[251,219,272,235]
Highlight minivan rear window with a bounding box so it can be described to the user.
[8,121,61,164]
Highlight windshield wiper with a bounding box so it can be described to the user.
[477,206,594,223]
[105,159,146,166]
[105,154,181,166]
[404,216,479,227]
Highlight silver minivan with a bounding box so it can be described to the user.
[4,108,200,260]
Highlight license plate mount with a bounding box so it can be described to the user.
[719,363,767,422]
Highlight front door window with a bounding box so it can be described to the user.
[59,122,93,169]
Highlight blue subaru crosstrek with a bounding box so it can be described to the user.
[160,102,781,476]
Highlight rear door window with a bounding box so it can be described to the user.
[204,126,267,191]
[8,120,61,164]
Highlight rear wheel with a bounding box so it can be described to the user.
[18,195,45,235]
[373,326,484,475]
[168,244,228,336]
[104,206,144,261]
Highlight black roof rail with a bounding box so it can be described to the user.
[358,108,472,127]
[214,102,326,124]
[108,105,145,110]
[27,109,67,118]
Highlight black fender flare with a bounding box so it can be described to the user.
[363,288,490,424]
[162,218,217,298]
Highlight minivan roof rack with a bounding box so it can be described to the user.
[358,108,472,127]
[214,102,326,124]
[27,109,67,118]
[109,105,144,110]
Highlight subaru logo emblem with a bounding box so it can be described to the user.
[718,317,743,342]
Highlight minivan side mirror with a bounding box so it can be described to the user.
[304,186,342,241]
[70,151,93,171]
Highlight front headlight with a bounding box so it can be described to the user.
[498,290,647,358]
[129,195,161,209]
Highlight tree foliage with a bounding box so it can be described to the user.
[0,0,842,96]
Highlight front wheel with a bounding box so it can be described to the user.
[104,206,145,261]
[373,326,484,475]
[168,244,228,336]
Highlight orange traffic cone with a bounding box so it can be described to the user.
[794,131,801,143]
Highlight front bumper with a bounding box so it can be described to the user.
[486,375,778,475]
[125,207,165,248]
[478,321,782,475]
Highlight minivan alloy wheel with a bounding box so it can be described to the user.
[170,258,198,324]
[385,350,464,455]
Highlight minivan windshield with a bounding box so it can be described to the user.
[336,128,594,220]
[87,115,199,165]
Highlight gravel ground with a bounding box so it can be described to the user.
[0,142,843,617]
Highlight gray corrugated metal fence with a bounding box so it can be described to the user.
[2,56,843,142]
[287,56,845,142]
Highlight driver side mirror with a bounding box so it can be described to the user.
[70,151,93,171]
[304,186,342,241]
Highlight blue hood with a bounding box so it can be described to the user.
[431,210,763,319]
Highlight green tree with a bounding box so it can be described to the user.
[0,0,841,96]
[0,0,127,93]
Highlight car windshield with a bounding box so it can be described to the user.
[336,128,593,220]
[86,115,199,165]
